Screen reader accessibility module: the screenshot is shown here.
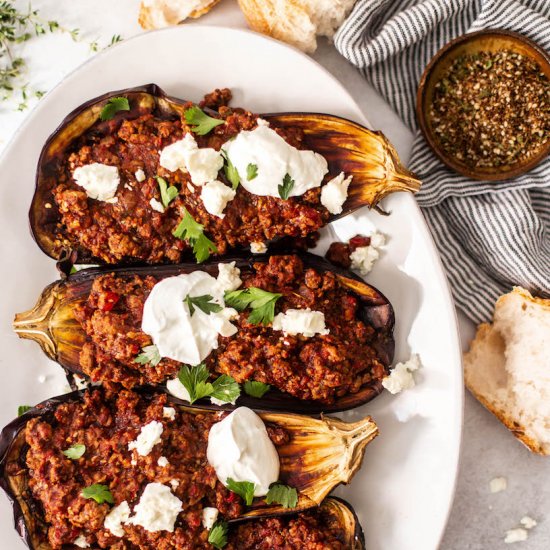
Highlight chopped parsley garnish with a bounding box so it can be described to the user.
[208,520,228,549]
[278,173,295,200]
[173,209,218,263]
[246,163,258,181]
[226,478,256,505]
[184,294,222,316]
[243,380,271,398]
[63,444,86,460]
[177,364,240,405]
[99,97,130,121]
[224,287,282,326]
[135,345,161,367]
[221,149,240,190]
[265,483,298,508]
[17,405,32,416]
[155,176,178,208]
[185,106,225,136]
[81,484,114,504]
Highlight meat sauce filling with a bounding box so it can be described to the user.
[24,389,294,549]
[74,255,389,403]
[52,89,329,264]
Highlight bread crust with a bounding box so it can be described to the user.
[138,0,221,30]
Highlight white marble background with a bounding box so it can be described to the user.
[0,1,548,549]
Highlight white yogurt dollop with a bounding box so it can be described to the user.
[223,125,328,198]
[141,271,238,365]
[207,407,279,497]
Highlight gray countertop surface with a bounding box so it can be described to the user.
[1,2,548,549]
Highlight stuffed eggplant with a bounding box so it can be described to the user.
[0,388,374,549]
[14,253,394,413]
[30,84,420,265]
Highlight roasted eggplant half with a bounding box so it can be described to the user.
[31,83,420,265]
[14,253,394,413]
[0,388,374,549]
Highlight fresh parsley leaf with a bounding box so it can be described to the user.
[69,266,78,275]
[184,294,222,316]
[265,483,298,508]
[81,484,114,504]
[278,173,295,200]
[246,163,258,181]
[184,106,224,136]
[173,209,218,263]
[243,380,270,398]
[208,520,228,549]
[178,364,214,404]
[211,375,241,404]
[17,405,32,416]
[135,345,161,367]
[63,444,86,460]
[226,478,256,506]
[224,287,282,326]
[221,149,240,190]
[99,97,130,121]
[155,176,178,208]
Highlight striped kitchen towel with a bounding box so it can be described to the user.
[335,0,550,323]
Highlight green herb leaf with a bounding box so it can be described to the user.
[155,176,178,208]
[246,163,258,181]
[135,345,161,367]
[184,294,223,316]
[278,173,294,200]
[265,483,298,508]
[208,520,228,549]
[17,405,32,416]
[221,149,240,190]
[226,478,256,506]
[177,364,214,404]
[243,380,270,398]
[99,97,130,121]
[184,106,224,136]
[81,484,114,504]
[63,444,86,460]
[173,209,218,263]
[211,375,241,404]
[224,287,282,326]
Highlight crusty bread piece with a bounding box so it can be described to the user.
[237,0,358,53]
[464,287,550,455]
[138,0,221,29]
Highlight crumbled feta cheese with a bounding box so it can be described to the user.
[320,172,352,214]
[163,407,176,420]
[158,456,169,467]
[73,163,120,202]
[382,354,422,395]
[350,232,386,276]
[73,534,90,548]
[104,501,130,537]
[520,516,537,529]
[127,483,183,533]
[169,479,180,489]
[135,169,146,182]
[202,507,219,530]
[150,198,165,213]
[166,377,191,402]
[159,134,223,186]
[217,262,242,292]
[250,242,267,254]
[490,477,507,493]
[74,375,89,390]
[200,180,236,218]
[128,421,164,456]
[272,309,329,337]
[504,528,528,543]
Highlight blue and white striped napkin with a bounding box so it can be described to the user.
[335,0,550,323]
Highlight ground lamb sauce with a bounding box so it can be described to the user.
[74,255,388,403]
[53,91,329,264]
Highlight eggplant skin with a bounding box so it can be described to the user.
[14,252,395,414]
[0,390,371,549]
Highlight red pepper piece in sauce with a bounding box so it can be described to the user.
[349,235,371,252]
[100,292,120,312]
